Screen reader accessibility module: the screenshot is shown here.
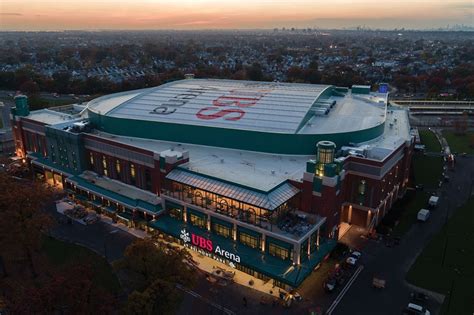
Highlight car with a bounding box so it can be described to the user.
[324,278,337,293]
[350,250,362,259]
[403,303,431,315]
[346,256,357,266]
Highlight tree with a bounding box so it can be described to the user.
[247,63,263,81]
[126,279,181,315]
[7,262,116,314]
[0,173,55,277]
[114,238,196,313]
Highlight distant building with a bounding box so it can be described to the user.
[0,102,14,155]
[11,79,413,290]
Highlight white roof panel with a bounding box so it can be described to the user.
[103,79,331,134]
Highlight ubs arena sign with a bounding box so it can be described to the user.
[180,228,241,266]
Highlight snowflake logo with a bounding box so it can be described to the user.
[180,228,190,243]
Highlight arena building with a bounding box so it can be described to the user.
[10,79,413,290]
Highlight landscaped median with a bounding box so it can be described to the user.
[406,198,474,315]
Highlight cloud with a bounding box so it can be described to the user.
[0,12,23,16]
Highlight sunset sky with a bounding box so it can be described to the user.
[1,0,473,30]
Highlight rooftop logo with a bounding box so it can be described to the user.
[149,85,272,123]
[196,89,271,121]
[150,86,217,116]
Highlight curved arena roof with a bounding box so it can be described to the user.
[87,79,387,154]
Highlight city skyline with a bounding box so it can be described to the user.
[1,0,473,31]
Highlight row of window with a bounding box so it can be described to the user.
[89,152,152,192]
[183,209,292,260]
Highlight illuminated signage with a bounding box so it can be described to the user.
[180,228,241,264]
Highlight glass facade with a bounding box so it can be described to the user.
[212,222,232,238]
[268,242,290,260]
[189,213,206,229]
[239,232,259,249]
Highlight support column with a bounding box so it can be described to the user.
[261,233,266,252]
[233,223,237,241]
[307,237,311,255]
[294,243,301,265]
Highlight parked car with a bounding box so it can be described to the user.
[417,209,430,222]
[350,250,362,259]
[346,256,357,266]
[324,278,337,293]
[403,303,430,315]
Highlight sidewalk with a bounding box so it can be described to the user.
[99,214,148,239]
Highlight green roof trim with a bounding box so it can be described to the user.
[117,211,133,221]
[66,175,162,214]
[88,110,385,155]
[30,153,80,176]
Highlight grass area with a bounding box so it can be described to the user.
[443,131,474,154]
[407,198,474,315]
[412,153,444,189]
[42,236,121,294]
[380,153,444,237]
[419,129,441,152]
[391,192,429,237]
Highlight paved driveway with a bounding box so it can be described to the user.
[333,156,474,315]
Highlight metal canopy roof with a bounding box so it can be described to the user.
[165,168,300,210]
[104,79,331,134]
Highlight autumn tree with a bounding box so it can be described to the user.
[114,238,196,314]
[0,172,55,277]
[7,263,116,314]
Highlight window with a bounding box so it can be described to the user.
[102,156,108,177]
[213,223,231,238]
[89,152,94,166]
[237,265,254,276]
[189,213,206,229]
[239,232,259,249]
[145,169,152,192]
[169,207,183,220]
[130,163,136,185]
[359,180,366,195]
[268,242,290,260]
[115,159,121,179]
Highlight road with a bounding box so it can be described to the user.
[334,156,474,315]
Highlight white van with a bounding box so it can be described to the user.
[406,302,431,315]
[428,196,439,208]
[417,209,430,222]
